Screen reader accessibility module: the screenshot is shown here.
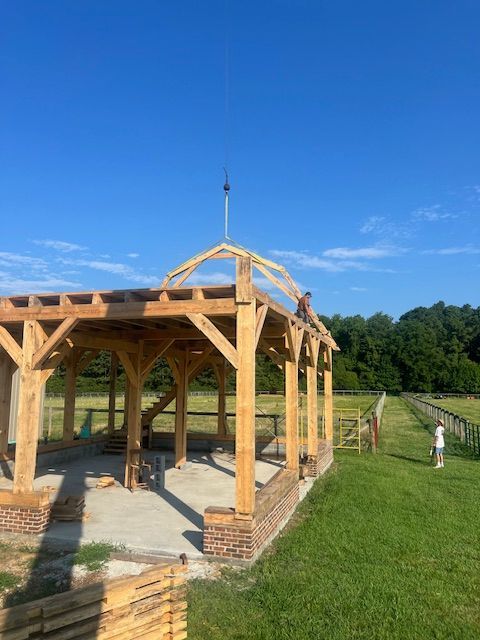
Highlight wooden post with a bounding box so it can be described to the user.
[0,353,14,453]
[323,346,333,442]
[235,256,256,517]
[175,352,189,468]
[123,347,143,487]
[285,358,299,472]
[123,382,130,428]
[216,360,227,436]
[13,321,43,494]
[306,345,318,457]
[108,352,118,435]
[63,350,77,442]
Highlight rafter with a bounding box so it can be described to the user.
[186,313,239,369]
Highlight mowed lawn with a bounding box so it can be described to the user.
[428,397,480,425]
[188,397,480,640]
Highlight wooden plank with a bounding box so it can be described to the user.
[0,298,237,323]
[0,325,22,367]
[186,313,238,369]
[31,318,78,369]
[295,327,305,363]
[174,353,188,468]
[235,256,252,303]
[255,303,268,349]
[13,321,43,493]
[117,351,138,388]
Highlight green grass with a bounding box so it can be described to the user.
[0,572,19,592]
[73,542,117,572]
[426,397,480,425]
[188,397,480,640]
[41,393,376,441]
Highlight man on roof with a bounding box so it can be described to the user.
[296,291,312,324]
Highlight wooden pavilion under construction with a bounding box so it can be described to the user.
[0,242,337,560]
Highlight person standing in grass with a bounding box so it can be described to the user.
[433,419,445,469]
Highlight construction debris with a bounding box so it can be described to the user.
[50,496,85,521]
[96,475,116,489]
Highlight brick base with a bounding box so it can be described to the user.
[204,469,299,563]
[303,440,334,478]
[0,490,50,534]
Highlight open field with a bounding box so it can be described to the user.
[187,397,480,640]
[41,393,377,442]
[424,397,480,424]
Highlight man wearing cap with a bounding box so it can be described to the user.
[296,292,312,324]
[432,419,445,469]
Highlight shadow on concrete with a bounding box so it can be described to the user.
[155,486,203,530]
[182,529,203,553]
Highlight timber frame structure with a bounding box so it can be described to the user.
[0,242,337,554]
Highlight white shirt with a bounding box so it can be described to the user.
[435,426,445,448]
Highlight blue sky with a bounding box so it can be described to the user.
[1,1,480,319]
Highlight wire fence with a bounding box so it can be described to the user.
[402,393,480,457]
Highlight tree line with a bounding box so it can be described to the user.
[46,301,480,394]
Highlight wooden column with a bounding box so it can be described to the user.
[108,352,118,435]
[306,341,319,457]
[235,256,256,517]
[123,382,130,429]
[122,347,143,486]
[285,358,299,472]
[323,346,333,441]
[63,350,78,442]
[174,353,189,468]
[13,321,43,494]
[215,360,227,436]
[0,353,14,453]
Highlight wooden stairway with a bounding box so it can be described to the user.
[104,429,128,455]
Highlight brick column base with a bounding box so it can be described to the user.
[204,469,299,563]
[303,440,333,477]
[0,490,50,534]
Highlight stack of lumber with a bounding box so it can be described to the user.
[96,475,116,489]
[0,563,188,639]
[50,496,85,521]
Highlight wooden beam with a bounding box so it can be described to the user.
[186,313,239,369]
[285,357,299,473]
[63,349,80,442]
[39,342,72,385]
[117,351,139,388]
[323,346,333,441]
[213,360,227,435]
[172,263,199,288]
[76,350,100,376]
[295,327,305,363]
[108,352,118,435]
[0,354,14,453]
[236,256,252,303]
[166,356,181,385]
[254,263,298,304]
[307,353,318,457]
[175,353,189,468]
[69,332,139,354]
[124,346,143,487]
[141,339,174,383]
[13,321,43,493]
[161,244,230,286]
[0,326,22,367]
[31,318,78,369]
[284,320,296,361]
[0,298,237,323]
[235,258,256,517]
[255,304,268,349]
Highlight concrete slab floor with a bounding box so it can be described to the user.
[0,452,285,559]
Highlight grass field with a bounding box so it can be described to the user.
[425,397,480,425]
[187,397,480,640]
[41,393,377,442]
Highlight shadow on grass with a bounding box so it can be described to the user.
[387,453,431,465]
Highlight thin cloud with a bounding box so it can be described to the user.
[0,271,81,295]
[61,258,159,286]
[188,271,233,285]
[323,246,405,259]
[127,253,140,259]
[423,246,480,256]
[350,286,367,292]
[0,252,48,270]
[33,239,86,252]
[359,216,411,240]
[270,249,397,273]
[412,205,456,222]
